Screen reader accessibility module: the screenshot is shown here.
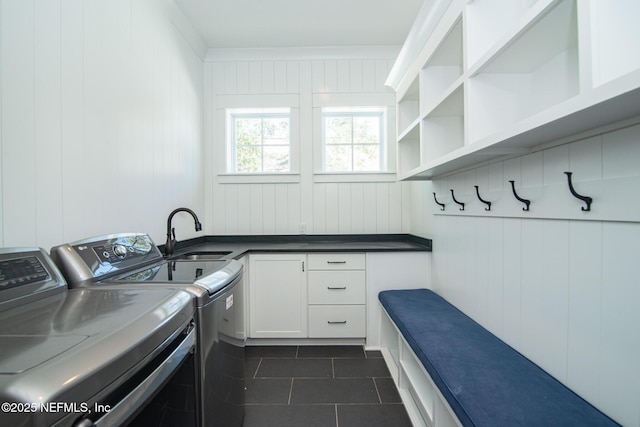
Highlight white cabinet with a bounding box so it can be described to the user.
[248,254,307,338]
[307,253,366,338]
[391,0,640,180]
[247,251,430,341]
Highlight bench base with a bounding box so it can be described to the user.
[380,304,460,427]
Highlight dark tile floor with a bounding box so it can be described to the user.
[243,345,412,427]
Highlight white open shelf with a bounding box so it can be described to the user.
[422,84,464,161]
[400,356,436,425]
[397,76,420,136]
[390,0,640,180]
[420,19,463,115]
[398,123,421,173]
[409,68,640,179]
[465,0,551,69]
[467,0,579,142]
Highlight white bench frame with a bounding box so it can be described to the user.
[379,304,462,427]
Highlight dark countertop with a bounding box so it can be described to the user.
[168,234,431,260]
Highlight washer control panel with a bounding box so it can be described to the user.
[88,240,149,265]
[51,233,164,283]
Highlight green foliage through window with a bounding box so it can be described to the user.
[230,110,290,173]
[322,108,385,172]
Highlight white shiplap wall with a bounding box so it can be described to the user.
[427,123,640,427]
[0,0,205,249]
[204,51,414,235]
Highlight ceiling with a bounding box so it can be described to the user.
[174,0,425,49]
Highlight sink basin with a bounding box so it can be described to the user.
[175,252,232,261]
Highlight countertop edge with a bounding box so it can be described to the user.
[163,233,432,259]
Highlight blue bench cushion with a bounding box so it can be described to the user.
[379,289,619,427]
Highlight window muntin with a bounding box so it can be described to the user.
[228,108,290,173]
[322,107,386,172]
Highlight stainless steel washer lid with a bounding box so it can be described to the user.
[0,287,194,426]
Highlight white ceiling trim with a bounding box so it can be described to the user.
[205,46,401,62]
[166,0,207,59]
[385,0,453,90]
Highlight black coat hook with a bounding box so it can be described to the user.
[450,189,465,211]
[432,193,445,211]
[509,180,530,211]
[474,186,491,211]
[564,172,592,211]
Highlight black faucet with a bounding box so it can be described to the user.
[165,207,202,257]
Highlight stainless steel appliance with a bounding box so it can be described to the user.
[0,247,195,427]
[50,233,245,427]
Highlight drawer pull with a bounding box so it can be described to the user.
[327,286,347,290]
[327,320,347,324]
[327,261,347,264]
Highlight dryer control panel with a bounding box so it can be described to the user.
[0,247,66,309]
[0,256,49,290]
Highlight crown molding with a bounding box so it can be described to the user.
[205,46,400,62]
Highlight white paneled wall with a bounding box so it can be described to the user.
[0,0,204,249]
[428,123,640,427]
[205,52,414,235]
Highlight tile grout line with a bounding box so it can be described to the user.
[287,378,294,405]
[335,403,339,427]
[254,358,262,379]
[372,377,383,404]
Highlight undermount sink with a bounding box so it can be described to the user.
[174,252,232,261]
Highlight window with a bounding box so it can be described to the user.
[322,107,386,172]
[227,108,290,173]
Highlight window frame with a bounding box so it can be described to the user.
[226,107,292,174]
[312,93,396,183]
[321,107,387,173]
[217,94,300,184]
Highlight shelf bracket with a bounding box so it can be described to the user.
[432,193,445,211]
[509,180,530,211]
[450,189,465,211]
[474,186,492,211]
[564,172,593,212]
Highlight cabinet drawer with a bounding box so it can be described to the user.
[308,305,366,338]
[307,253,365,270]
[308,271,365,304]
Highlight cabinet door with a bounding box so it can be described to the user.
[249,254,307,338]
